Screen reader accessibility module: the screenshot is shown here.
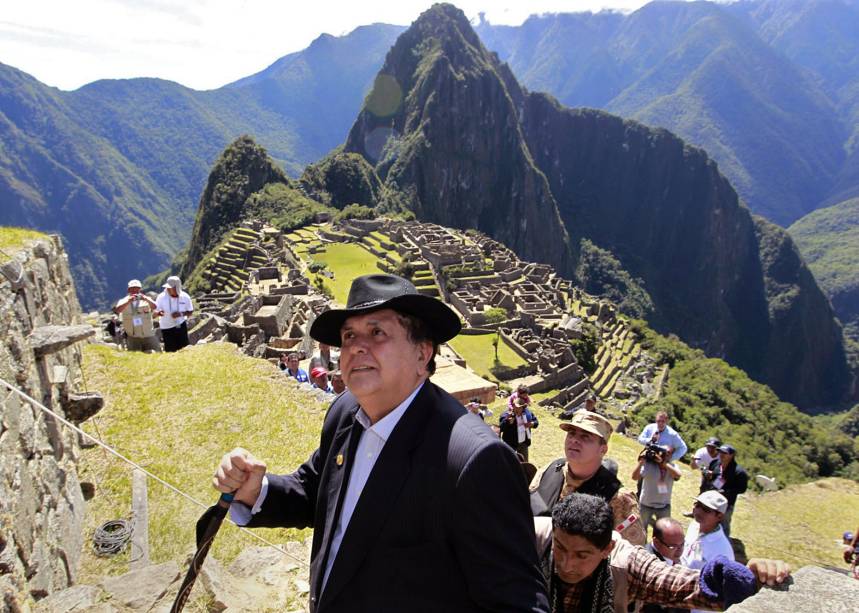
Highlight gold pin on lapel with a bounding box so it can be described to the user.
[336,453,344,466]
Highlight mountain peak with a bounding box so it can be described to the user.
[342,2,573,277]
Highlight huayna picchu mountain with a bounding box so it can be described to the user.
[325,3,853,410]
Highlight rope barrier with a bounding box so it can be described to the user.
[0,377,309,568]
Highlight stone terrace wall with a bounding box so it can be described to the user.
[0,236,89,607]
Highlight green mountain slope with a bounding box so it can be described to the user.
[789,197,859,347]
[0,64,182,305]
[476,0,855,226]
[0,24,403,310]
[330,4,852,410]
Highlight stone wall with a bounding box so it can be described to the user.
[0,236,90,607]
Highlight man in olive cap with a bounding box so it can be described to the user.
[531,410,646,546]
[213,274,548,612]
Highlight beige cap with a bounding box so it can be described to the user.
[694,490,729,514]
[559,409,613,441]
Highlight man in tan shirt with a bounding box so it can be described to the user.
[530,410,646,546]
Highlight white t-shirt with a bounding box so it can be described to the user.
[155,290,194,329]
[681,522,734,613]
[694,447,718,468]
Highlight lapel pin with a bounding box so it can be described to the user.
[336,453,344,466]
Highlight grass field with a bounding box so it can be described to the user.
[448,333,529,381]
[79,343,325,591]
[78,339,859,604]
[311,242,381,304]
[0,226,47,261]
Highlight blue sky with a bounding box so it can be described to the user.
[0,0,676,90]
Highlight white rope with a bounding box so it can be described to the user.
[0,377,309,568]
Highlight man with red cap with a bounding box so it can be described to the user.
[212,274,548,612]
[310,366,334,394]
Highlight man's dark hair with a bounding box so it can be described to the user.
[395,312,439,376]
[552,493,613,549]
[287,352,299,361]
[517,384,529,394]
[652,517,682,542]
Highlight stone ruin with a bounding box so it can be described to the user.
[179,217,659,420]
[0,235,102,606]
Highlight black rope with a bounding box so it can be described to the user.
[92,517,135,557]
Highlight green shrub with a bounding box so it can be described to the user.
[484,307,508,325]
[334,204,376,222]
[630,326,856,486]
[570,322,600,374]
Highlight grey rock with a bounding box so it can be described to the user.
[28,325,94,356]
[27,541,53,597]
[727,566,859,613]
[228,546,286,579]
[0,260,25,291]
[62,391,104,423]
[198,556,252,612]
[100,561,179,610]
[35,584,103,612]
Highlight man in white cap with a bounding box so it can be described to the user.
[113,279,161,352]
[681,491,733,568]
[155,275,194,352]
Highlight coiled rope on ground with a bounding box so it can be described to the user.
[92,517,135,556]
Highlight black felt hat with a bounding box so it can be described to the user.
[309,274,461,347]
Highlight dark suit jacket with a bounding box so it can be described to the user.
[247,380,549,613]
[498,408,539,449]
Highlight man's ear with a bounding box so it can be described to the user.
[416,340,433,373]
[602,538,615,559]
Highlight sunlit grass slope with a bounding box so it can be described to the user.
[79,342,858,589]
[0,226,47,262]
[79,342,326,582]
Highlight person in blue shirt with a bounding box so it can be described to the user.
[279,352,309,383]
[638,411,688,462]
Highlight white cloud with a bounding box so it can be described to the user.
[0,0,658,91]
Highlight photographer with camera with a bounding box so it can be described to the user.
[633,442,682,540]
[638,411,688,462]
[113,279,161,353]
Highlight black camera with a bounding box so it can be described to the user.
[644,442,669,463]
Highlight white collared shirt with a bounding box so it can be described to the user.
[155,290,193,329]
[230,381,425,594]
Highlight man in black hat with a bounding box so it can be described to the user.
[700,444,748,537]
[212,274,548,612]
